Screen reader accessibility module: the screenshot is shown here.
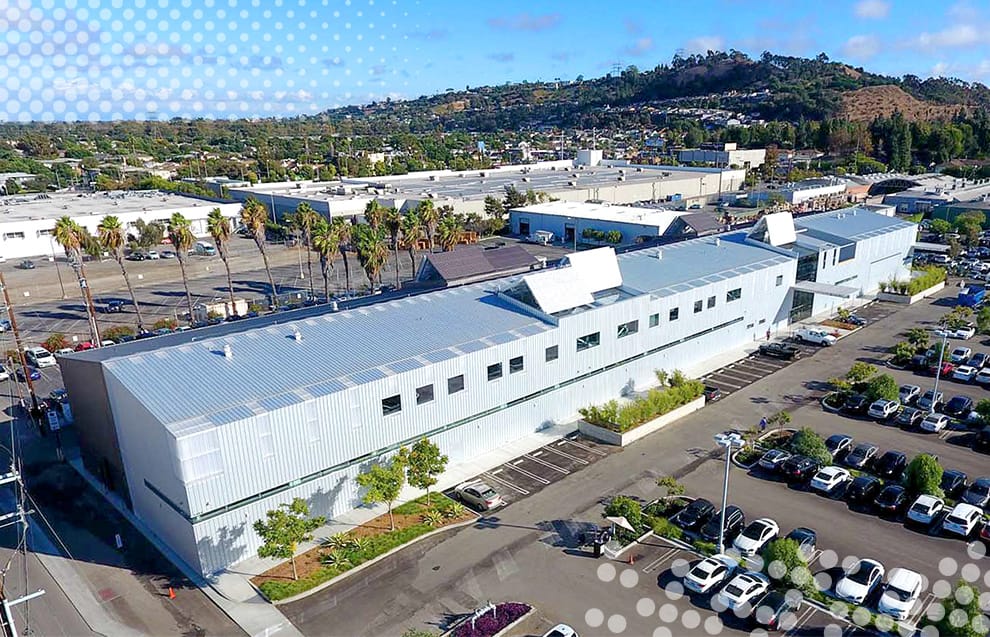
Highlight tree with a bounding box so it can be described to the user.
[436,213,463,252]
[656,476,685,497]
[905,327,930,350]
[293,202,320,299]
[240,198,279,306]
[384,207,402,288]
[102,325,135,342]
[54,216,101,344]
[43,333,68,352]
[845,361,876,384]
[399,211,424,271]
[789,428,832,465]
[405,438,448,506]
[416,200,439,252]
[132,218,164,247]
[167,213,196,323]
[311,218,339,302]
[333,217,354,295]
[502,185,527,210]
[207,208,237,312]
[483,195,505,221]
[890,341,916,365]
[604,496,642,536]
[98,215,146,331]
[355,451,408,531]
[767,410,792,431]
[975,399,990,424]
[363,199,387,230]
[943,306,974,330]
[977,306,990,335]
[865,373,899,402]
[253,498,325,581]
[352,223,389,293]
[929,219,952,236]
[926,580,990,637]
[904,454,943,497]
[762,539,815,596]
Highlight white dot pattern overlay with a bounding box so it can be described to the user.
[2,0,415,121]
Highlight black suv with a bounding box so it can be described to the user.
[845,475,883,506]
[842,394,871,416]
[672,498,716,531]
[699,505,745,543]
[758,342,799,360]
[781,456,822,483]
[874,451,907,481]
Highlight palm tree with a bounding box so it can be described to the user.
[54,216,101,344]
[363,200,387,230]
[436,213,463,252]
[399,211,424,272]
[240,197,278,306]
[98,215,146,331]
[416,200,439,252]
[311,218,340,302]
[293,202,320,299]
[352,223,388,294]
[207,208,237,313]
[168,213,196,323]
[383,207,402,288]
[333,217,354,296]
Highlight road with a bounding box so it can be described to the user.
[280,285,989,637]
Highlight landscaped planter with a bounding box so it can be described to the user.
[443,602,533,637]
[877,281,945,305]
[821,392,844,413]
[578,396,706,446]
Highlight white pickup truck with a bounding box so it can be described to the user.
[795,327,837,346]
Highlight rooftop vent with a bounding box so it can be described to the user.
[293,328,302,342]
[223,344,232,359]
[656,250,663,260]
[714,237,721,247]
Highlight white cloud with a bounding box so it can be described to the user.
[854,0,890,19]
[623,37,654,56]
[841,34,880,59]
[909,24,980,49]
[931,61,950,76]
[683,35,724,54]
[948,1,979,20]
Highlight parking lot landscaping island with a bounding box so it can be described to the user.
[877,266,946,305]
[252,495,474,602]
[446,602,533,637]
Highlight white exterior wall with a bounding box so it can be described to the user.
[509,211,666,242]
[0,202,242,260]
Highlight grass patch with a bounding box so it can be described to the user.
[254,494,473,601]
[651,516,683,541]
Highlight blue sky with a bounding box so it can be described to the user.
[2,0,989,122]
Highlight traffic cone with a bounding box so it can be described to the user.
[168,587,175,600]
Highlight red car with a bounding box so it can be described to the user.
[74,341,94,352]
[928,361,954,377]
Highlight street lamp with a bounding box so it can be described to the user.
[930,330,950,413]
[714,432,744,554]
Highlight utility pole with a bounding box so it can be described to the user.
[0,273,40,418]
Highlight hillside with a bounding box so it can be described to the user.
[841,85,968,122]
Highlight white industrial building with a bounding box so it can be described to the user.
[0,191,242,260]
[677,143,766,169]
[228,153,747,221]
[60,206,914,577]
[510,201,683,245]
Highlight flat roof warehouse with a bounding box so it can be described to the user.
[0,190,222,223]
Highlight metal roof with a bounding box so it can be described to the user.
[100,284,552,431]
[793,207,915,242]
[421,245,537,284]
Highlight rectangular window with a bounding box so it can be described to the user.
[775,274,783,287]
[36,229,52,237]
[381,394,402,415]
[576,332,600,351]
[258,416,275,460]
[726,288,742,302]
[707,296,716,309]
[487,363,502,381]
[694,300,703,313]
[509,356,524,374]
[669,307,679,321]
[832,250,838,266]
[617,320,639,338]
[545,345,559,362]
[447,374,465,394]
[415,384,434,405]
[3,232,24,240]
[173,429,224,483]
[838,244,856,262]
[649,313,659,328]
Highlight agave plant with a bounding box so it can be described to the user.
[321,548,351,568]
[422,510,445,527]
[325,532,353,551]
[439,502,466,520]
[349,536,370,553]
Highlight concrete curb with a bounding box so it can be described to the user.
[821,393,843,413]
[269,514,479,605]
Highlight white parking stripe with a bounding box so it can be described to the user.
[560,438,607,456]
[783,606,816,636]
[524,453,569,474]
[541,445,589,465]
[504,461,551,484]
[723,366,763,380]
[482,471,529,495]
[710,372,756,386]
[641,548,679,573]
[705,377,747,390]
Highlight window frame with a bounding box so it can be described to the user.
[669,307,679,321]
[447,374,465,394]
[616,319,639,339]
[487,362,503,381]
[545,345,559,362]
[706,295,716,309]
[649,313,659,328]
[576,331,601,351]
[415,384,435,405]
[509,356,524,374]
[693,300,703,314]
[726,288,742,302]
[381,394,402,416]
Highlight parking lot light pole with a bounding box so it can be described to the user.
[931,330,949,414]
[714,432,744,554]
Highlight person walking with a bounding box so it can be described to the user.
[759,416,768,433]
[765,328,771,342]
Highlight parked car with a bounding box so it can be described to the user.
[784,527,817,559]
[910,354,931,371]
[941,470,968,499]
[541,625,578,637]
[906,495,945,529]
[824,434,853,460]
[950,346,973,364]
[953,365,979,382]
[160,250,176,259]
[867,399,900,420]
[795,327,837,346]
[944,395,974,418]
[758,342,799,360]
[896,407,925,429]
[732,518,779,556]
[17,260,35,270]
[146,250,160,260]
[48,388,67,403]
[976,369,990,386]
[845,314,867,326]
[751,590,798,631]
[810,466,852,496]
[961,477,990,508]
[874,484,909,517]
[0,319,11,332]
[15,367,40,381]
[934,325,976,339]
[921,413,951,432]
[454,481,505,511]
[24,346,56,368]
[942,503,984,538]
[699,506,746,544]
[843,443,879,470]
[101,299,125,313]
[682,554,739,594]
[0,366,9,382]
[74,341,94,352]
[757,449,791,473]
[672,498,716,531]
[846,475,883,506]
[703,386,723,403]
[898,384,921,404]
[715,571,770,612]
[969,352,989,369]
[842,394,871,416]
[929,361,955,377]
[878,568,924,620]
[836,559,885,605]
[126,252,147,261]
[917,390,944,411]
[975,426,990,453]
[781,456,822,483]
[874,451,908,481]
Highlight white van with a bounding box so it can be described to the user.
[194,241,216,256]
[24,346,57,368]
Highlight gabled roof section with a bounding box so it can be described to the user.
[506,247,623,315]
[418,245,538,285]
[747,212,797,247]
[558,247,623,292]
[794,206,915,242]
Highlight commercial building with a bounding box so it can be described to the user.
[883,178,990,215]
[0,191,241,260]
[509,201,682,246]
[415,244,544,288]
[677,143,766,169]
[60,206,914,577]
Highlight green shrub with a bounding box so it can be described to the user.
[865,373,899,402]
[581,378,705,432]
[789,428,832,465]
[906,266,946,295]
[890,341,916,365]
[604,496,643,535]
[651,517,683,541]
[692,539,716,556]
[905,454,944,497]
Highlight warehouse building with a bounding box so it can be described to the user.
[677,142,766,169]
[0,191,241,260]
[510,201,683,246]
[60,206,914,577]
